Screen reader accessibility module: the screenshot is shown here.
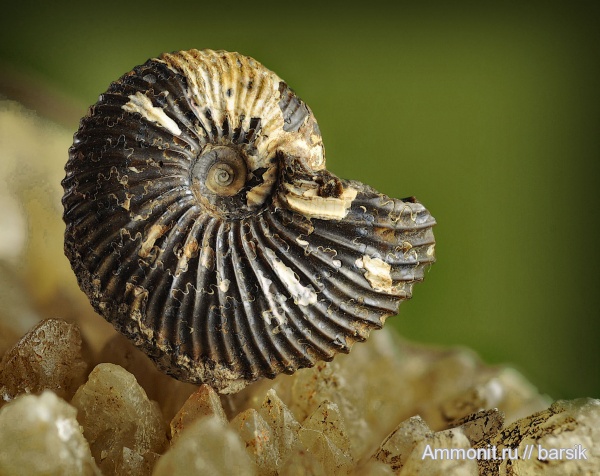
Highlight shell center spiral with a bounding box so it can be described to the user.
[191,145,251,218]
[211,164,235,189]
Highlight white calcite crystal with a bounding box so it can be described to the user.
[370,399,600,476]
[71,363,166,475]
[478,398,600,475]
[404,427,478,475]
[258,389,303,469]
[154,416,255,476]
[170,384,228,444]
[452,408,504,446]
[230,408,279,475]
[295,400,353,475]
[0,316,599,475]
[357,460,397,476]
[99,333,197,424]
[372,415,434,472]
[0,318,88,405]
[225,329,551,463]
[0,390,100,475]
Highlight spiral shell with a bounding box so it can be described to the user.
[62,49,436,393]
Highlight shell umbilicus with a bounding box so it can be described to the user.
[62,49,436,393]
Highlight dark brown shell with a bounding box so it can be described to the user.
[62,49,436,393]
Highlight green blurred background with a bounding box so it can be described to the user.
[1,1,598,400]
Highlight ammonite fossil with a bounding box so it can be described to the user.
[62,49,436,393]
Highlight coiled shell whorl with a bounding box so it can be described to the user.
[62,49,436,393]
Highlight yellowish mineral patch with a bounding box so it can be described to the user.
[123,91,182,136]
[355,255,393,293]
[283,183,358,220]
[265,247,317,306]
[139,223,169,259]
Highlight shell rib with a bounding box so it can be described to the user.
[62,49,436,393]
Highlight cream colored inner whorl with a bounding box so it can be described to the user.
[159,50,325,213]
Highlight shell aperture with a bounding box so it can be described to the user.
[62,49,436,393]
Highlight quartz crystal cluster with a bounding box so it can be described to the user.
[2,101,600,475]
[1,317,599,475]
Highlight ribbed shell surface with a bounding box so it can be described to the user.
[62,49,436,393]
